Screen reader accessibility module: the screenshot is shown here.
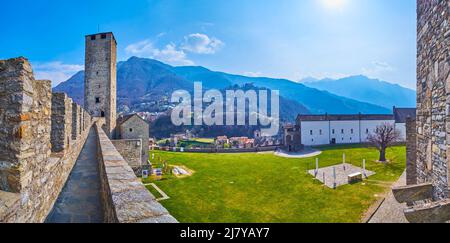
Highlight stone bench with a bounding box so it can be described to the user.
[348,172,363,184]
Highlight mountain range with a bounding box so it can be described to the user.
[55,57,402,123]
[302,75,416,109]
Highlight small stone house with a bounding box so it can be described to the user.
[115,114,149,168]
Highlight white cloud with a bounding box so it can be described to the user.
[125,40,194,66]
[33,62,83,87]
[154,44,194,66]
[181,33,224,54]
[362,61,395,78]
[125,39,156,56]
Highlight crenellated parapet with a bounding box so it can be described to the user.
[72,103,82,140]
[0,57,174,223]
[51,93,73,153]
[0,57,94,222]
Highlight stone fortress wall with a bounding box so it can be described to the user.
[406,118,417,186]
[416,0,450,200]
[111,139,143,170]
[0,57,93,222]
[116,114,150,171]
[391,0,450,223]
[0,57,175,223]
[97,124,176,223]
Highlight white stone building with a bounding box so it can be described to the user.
[295,107,416,147]
[298,114,395,146]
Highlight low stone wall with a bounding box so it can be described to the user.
[111,139,142,172]
[159,146,280,153]
[95,123,177,223]
[0,57,93,223]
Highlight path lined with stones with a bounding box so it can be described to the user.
[46,128,104,223]
[368,171,408,223]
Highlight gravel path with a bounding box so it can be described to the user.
[274,148,322,158]
[368,171,408,223]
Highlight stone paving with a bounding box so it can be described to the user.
[45,128,104,223]
[308,163,375,188]
[368,171,408,223]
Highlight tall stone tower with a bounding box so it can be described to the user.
[85,32,117,138]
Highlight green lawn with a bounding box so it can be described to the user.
[144,145,405,223]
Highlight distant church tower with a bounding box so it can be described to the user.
[84,32,117,138]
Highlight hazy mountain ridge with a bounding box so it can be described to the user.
[172,66,390,114]
[303,75,416,109]
[54,57,392,119]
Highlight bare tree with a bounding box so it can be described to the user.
[367,123,401,162]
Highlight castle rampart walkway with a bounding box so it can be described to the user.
[46,127,104,223]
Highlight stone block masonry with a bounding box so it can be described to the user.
[416,0,450,200]
[1,54,176,223]
[406,118,417,185]
[72,104,81,140]
[111,139,143,173]
[116,114,149,169]
[0,57,51,194]
[51,93,73,153]
[85,33,117,138]
[96,123,177,223]
[0,57,93,222]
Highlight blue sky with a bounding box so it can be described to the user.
[0,0,417,88]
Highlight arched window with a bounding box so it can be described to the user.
[101,111,105,117]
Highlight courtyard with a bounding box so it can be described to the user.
[143,145,406,223]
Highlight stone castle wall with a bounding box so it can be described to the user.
[406,118,417,185]
[117,115,149,166]
[416,0,450,199]
[72,104,81,140]
[51,93,73,153]
[96,124,177,223]
[111,139,143,171]
[0,57,93,222]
